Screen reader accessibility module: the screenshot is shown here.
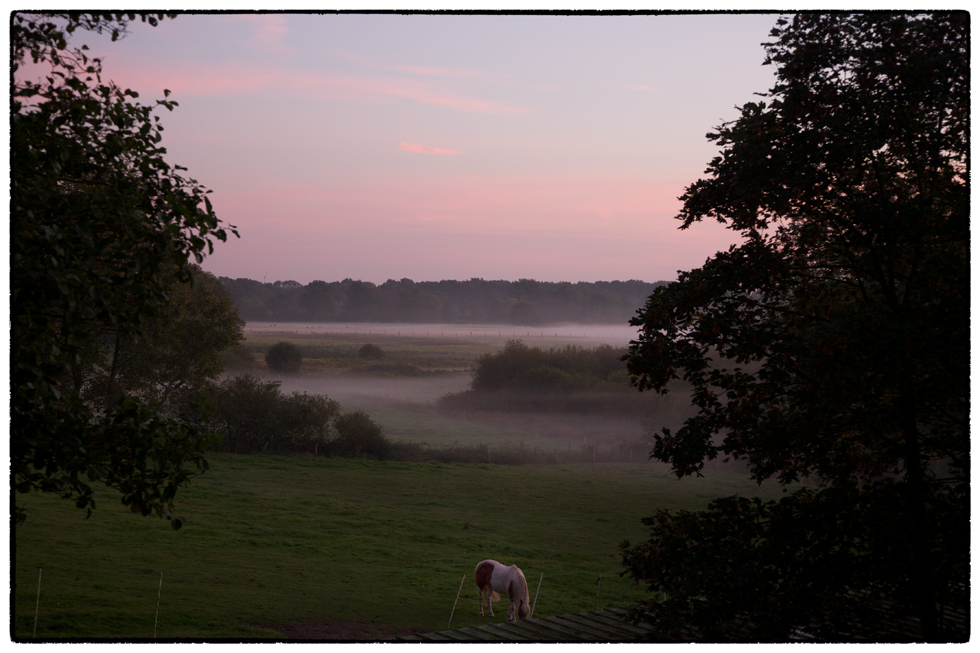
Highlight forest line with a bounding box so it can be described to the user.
[220,277,667,325]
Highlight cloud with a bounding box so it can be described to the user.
[108,61,528,115]
[399,142,462,155]
[231,15,295,56]
[390,86,527,114]
[626,84,661,93]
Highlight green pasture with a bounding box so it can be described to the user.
[13,454,784,640]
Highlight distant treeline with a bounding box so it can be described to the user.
[219,277,667,324]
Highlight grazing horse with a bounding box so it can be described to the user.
[475,559,531,621]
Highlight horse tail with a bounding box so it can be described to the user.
[491,591,500,603]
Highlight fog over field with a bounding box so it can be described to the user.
[272,367,469,407]
[244,321,701,464]
[245,321,643,346]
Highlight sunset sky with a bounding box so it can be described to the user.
[56,11,785,284]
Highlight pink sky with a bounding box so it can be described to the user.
[36,12,783,284]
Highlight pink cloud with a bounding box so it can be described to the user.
[215,174,690,239]
[106,61,528,114]
[210,15,296,57]
[399,142,462,155]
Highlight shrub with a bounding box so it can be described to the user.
[333,410,390,459]
[206,374,288,453]
[265,341,303,373]
[278,391,341,454]
[471,340,628,392]
[358,343,385,360]
[206,374,339,454]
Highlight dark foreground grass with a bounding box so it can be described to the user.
[13,454,784,640]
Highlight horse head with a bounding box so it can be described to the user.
[515,568,531,619]
[517,596,530,620]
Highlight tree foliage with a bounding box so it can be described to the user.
[265,341,303,373]
[622,13,967,642]
[206,375,340,455]
[11,13,237,525]
[333,411,392,459]
[220,276,666,324]
[79,266,245,411]
[205,376,391,459]
[472,340,627,393]
[357,343,385,360]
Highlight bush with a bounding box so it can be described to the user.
[206,374,289,453]
[358,343,385,360]
[265,341,303,373]
[333,410,390,459]
[205,375,393,459]
[206,374,339,454]
[471,340,629,393]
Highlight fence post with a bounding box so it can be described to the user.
[154,571,163,638]
[530,572,544,619]
[448,575,466,629]
[33,568,42,638]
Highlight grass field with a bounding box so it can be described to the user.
[13,454,785,640]
[12,325,762,640]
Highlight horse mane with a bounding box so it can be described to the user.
[512,566,529,600]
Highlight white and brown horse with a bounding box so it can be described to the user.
[475,559,530,621]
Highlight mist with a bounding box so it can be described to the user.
[245,321,643,346]
[239,322,709,465]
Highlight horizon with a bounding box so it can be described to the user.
[44,12,782,285]
[220,274,670,285]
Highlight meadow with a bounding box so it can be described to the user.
[13,325,772,640]
[13,455,785,640]
[241,323,693,455]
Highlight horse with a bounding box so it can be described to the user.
[474,559,531,621]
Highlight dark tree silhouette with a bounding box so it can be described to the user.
[358,343,385,360]
[11,13,237,526]
[622,13,967,642]
[265,341,303,373]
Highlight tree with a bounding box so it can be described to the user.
[333,411,391,459]
[98,267,245,410]
[621,13,967,642]
[206,375,340,455]
[11,13,237,526]
[265,341,303,373]
[358,343,385,360]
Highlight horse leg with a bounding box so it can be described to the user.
[478,584,486,616]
